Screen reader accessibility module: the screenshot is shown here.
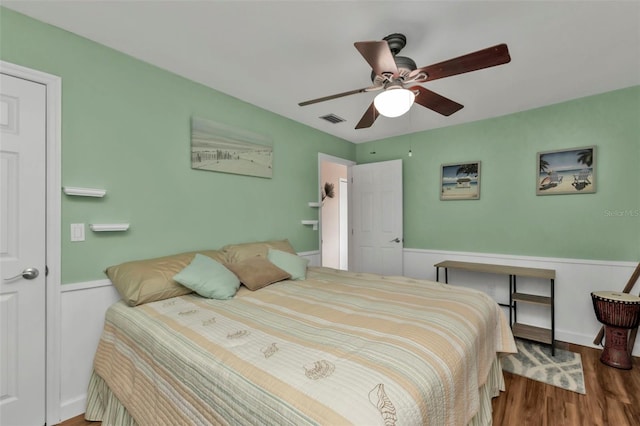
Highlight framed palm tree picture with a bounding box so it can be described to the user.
[536,146,596,195]
[440,161,481,200]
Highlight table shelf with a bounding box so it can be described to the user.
[512,322,553,344]
[512,292,551,306]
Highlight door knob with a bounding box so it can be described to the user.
[389,238,401,243]
[4,267,39,281]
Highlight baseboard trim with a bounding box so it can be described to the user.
[555,329,602,351]
[59,394,86,423]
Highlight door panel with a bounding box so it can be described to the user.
[352,159,403,275]
[0,73,47,426]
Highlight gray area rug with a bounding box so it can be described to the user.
[502,339,586,394]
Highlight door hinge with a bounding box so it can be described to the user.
[45,265,49,276]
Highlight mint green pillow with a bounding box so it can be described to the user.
[267,249,309,280]
[173,254,240,299]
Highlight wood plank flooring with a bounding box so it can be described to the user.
[58,343,639,426]
[492,342,640,426]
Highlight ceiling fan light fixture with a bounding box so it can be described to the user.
[374,87,415,118]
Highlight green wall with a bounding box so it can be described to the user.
[0,8,355,284]
[356,86,640,261]
[2,8,638,285]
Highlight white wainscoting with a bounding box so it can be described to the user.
[59,280,120,421]
[299,250,321,267]
[56,249,637,421]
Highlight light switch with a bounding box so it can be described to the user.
[70,223,85,242]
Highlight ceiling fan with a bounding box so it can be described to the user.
[299,33,511,129]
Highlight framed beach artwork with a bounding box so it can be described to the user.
[440,161,481,200]
[536,146,595,195]
[191,117,273,178]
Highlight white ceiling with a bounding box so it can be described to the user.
[4,1,639,143]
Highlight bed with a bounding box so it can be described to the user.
[86,241,516,426]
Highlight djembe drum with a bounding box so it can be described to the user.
[591,291,640,369]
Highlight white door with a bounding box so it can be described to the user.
[352,159,403,275]
[0,73,47,425]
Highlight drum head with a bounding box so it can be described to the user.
[592,291,640,303]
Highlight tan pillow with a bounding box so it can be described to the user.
[106,250,226,306]
[222,239,296,263]
[225,258,291,291]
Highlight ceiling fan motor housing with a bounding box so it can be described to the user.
[371,55,417,83]
[370,34,417,83]
[383,33,407,55]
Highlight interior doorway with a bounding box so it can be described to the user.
[318,154,355,270]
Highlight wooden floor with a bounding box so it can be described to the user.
[491,342,640,426]
[59,343,639,426]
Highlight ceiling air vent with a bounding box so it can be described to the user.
[319,113,345,124]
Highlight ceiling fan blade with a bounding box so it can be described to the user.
[299,86,380,107]
[411,44,511,82]
[411,86,464,116]
[354,40,399,78]
[355,102,380,129]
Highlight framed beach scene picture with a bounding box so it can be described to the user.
[440,161,481,200]
[536,146,595,195]
[191,117,273,179]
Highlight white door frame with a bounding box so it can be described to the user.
[1,60,62,425]
[317,153,355,269]
[338,177,348,270]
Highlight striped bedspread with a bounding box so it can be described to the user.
[91,267,516,425]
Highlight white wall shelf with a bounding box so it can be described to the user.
[63,187,106,197]
[301,220,319,231]
[89,223,130,232]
